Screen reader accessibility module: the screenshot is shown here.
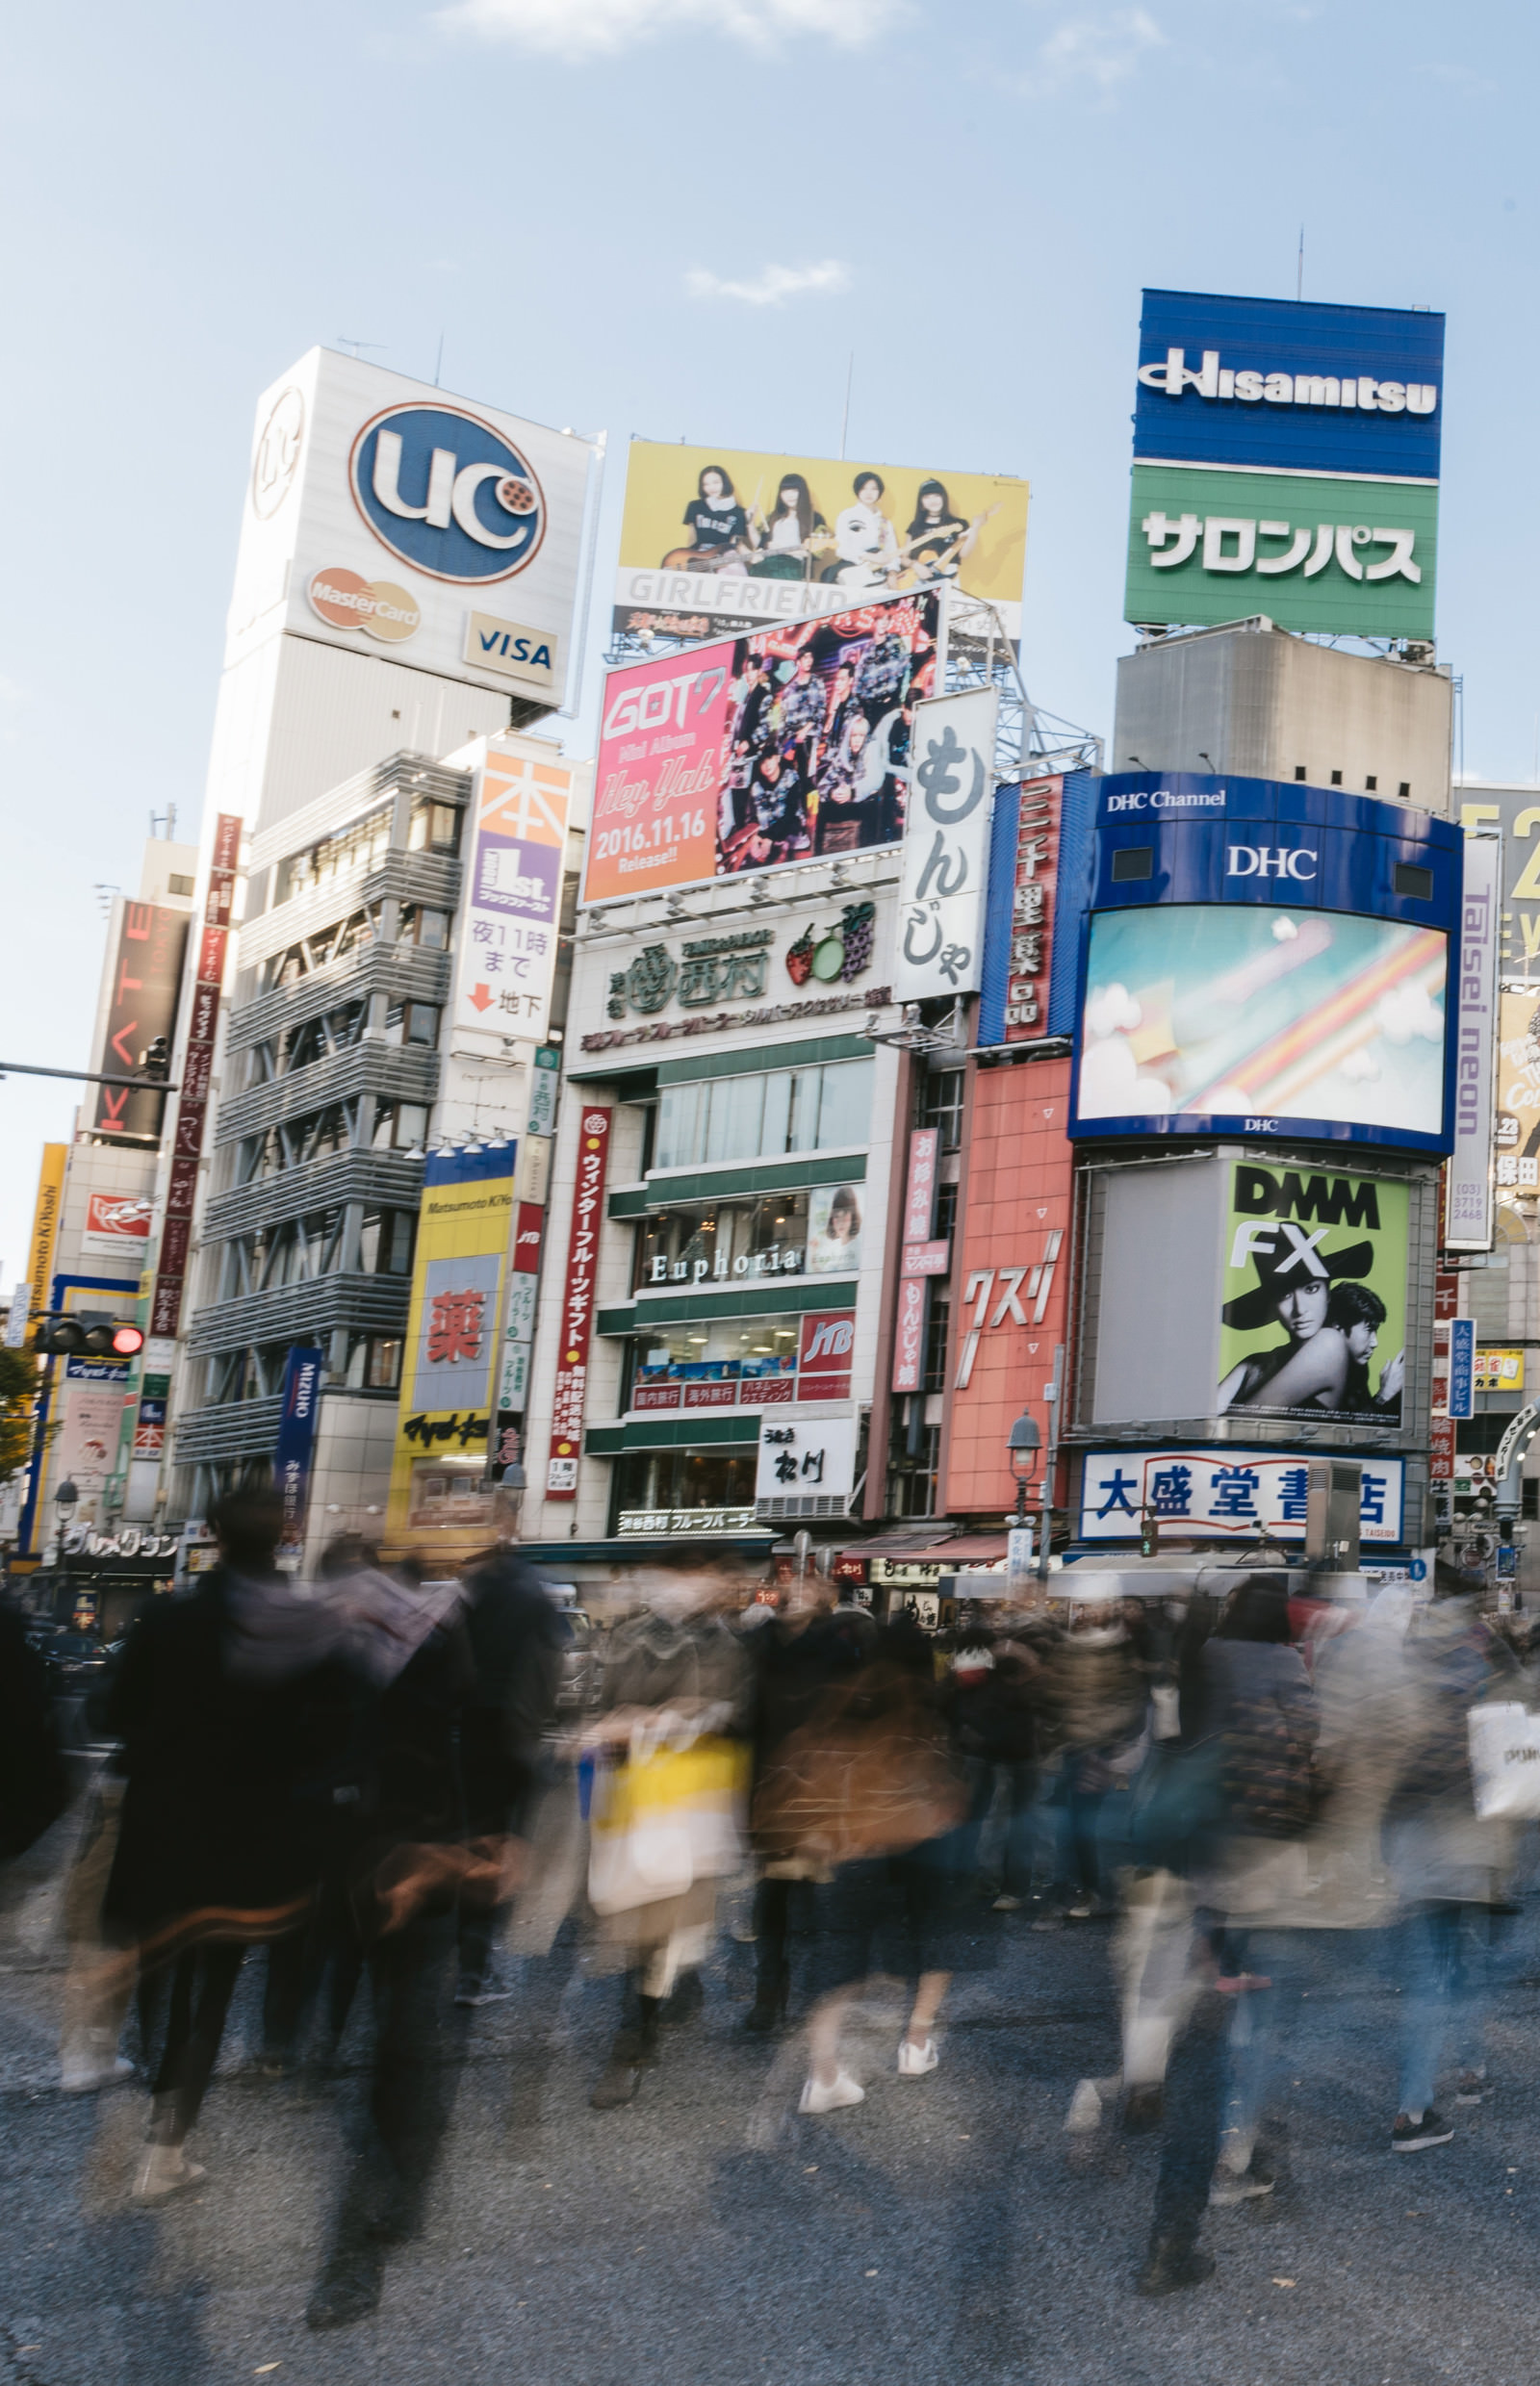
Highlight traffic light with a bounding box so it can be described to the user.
[138,1037,170,1081]
[32,1315,144,1358]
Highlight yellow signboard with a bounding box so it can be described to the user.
[614,441,1029,645]
[385,1145,517,1549]
[1475,1347,1525,1394]
[24,1144,66,1338]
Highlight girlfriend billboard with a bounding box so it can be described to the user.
[584,591,940,905]
[614,441,1027,645]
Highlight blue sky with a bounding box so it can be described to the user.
[1,0,1536,1272]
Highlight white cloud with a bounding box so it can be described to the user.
[685,259,850,308]
[1077,1034,1170,1119]
[1029,8,1164,94]
[1085,981,1142,1039]
[1270,914,1298,943]
[1375,980,1444,1045]
[1340,1047,1381,1083]
[439,0,908,62]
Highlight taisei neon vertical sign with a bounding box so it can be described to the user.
[546,1107,611,1498]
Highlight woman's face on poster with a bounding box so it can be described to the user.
[779,483,800,515]
[1275,1276,1329,1339]
[702,471,727,506]
[921,489,945,521]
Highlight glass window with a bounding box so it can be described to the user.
[654,1060,872,1173]
[613,1448,758,1520]
[400,906,449,949]
[408,799,461,855]
[634,1194,812,1292]
[919,1066,964,1153]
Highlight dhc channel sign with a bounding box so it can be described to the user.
[349,403,547,586]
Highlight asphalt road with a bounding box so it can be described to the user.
[5,1787,1540,2386]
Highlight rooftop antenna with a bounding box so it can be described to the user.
[839,351,855,461]
[1296,225,1304,302]
[149,805,176,840]
[433,332,444,387]
[338,337,385,360]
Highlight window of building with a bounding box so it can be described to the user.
[654,1058,873,1171]
[407,798,461,856]
[918,1066,965,1153]
[273,804,392,906]
[346,1333,403,1390]
[398,905,449,948]
[385,1000,440,1049]
[886,1403,939,1518]
[634,1186,865,1290]
[167,873,194,896]
[371,1101,429,1153]
[613,1447,758,1524]
[358,1210,417,1275]
[626,1316,804,1412]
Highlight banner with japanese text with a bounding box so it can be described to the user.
[1080,1448,1404,1544]
[546,1107,612,1497]
[385,1144,517,1541]
[452,735,584,1047]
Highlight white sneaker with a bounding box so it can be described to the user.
[60,2053,134,2093]
[133,2144,207,2202]
[897,2037,939,2079]
[798,2070,865,2115]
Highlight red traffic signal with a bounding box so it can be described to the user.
[33,1315,145,1359]
[111,1324,144,1357]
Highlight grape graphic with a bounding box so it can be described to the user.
[838,902,876,981]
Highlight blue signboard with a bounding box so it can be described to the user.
[273,1344,325,1549]
[1134,290,1445,482]
[1065,776,1462,1155]
[1448,1318,1476,1422]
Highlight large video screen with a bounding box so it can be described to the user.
[1075,903,1448,1139]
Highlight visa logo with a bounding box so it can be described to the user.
[465,609,559,686]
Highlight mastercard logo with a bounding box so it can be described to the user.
[308,567,421,643]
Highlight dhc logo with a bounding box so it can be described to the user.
[349,403,546,586]
[1226,844,1318,882]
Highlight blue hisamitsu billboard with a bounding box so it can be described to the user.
[1134,290,1445,481]
[1065,775,1463,1156]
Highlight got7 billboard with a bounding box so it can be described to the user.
[584,590,940,905]
[615,441,1028,645]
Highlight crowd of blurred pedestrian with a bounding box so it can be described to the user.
[4,1508,1537,2323]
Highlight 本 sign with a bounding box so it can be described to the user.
[894,689,998,1001]
[1081,1449,1404,1544]
[453,738,579,1045]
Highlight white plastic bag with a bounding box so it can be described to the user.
[1468,1703,1540,1820]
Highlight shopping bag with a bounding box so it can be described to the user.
[1468,1703,1540,1820]
[587,1732,749,1916]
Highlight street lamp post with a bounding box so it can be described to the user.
[54,1476,79,1627]
[1007,1414,1040,1589]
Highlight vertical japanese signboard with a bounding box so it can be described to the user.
[452,737,579,1046]
[22,1144,66,1344]
[894,688,998,1002]
[149,814,240,1340]
[386,1144,517,1540]
[546,1108,611,1498]
[1444,834,1500,1251]
[892,1127,943,1396]
[93,903,189,1138]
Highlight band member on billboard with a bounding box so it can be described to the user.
[773,646,830,773]
[906,479,989,586]
[1217,1228,1375,1415]
[750,475,828,580]
[664,465,755,570]
[823,661,859,754]
[723,747,808,872]
[826,473,901,590]
[814,713,886,853]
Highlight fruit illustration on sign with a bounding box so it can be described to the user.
[783,902,876,987]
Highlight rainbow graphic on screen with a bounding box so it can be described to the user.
[1076,905,1447,1136]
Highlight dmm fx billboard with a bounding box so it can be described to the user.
[584,591,940,905]
[1075,1148,1433,1452]
[1125,290,1444,638]
[614,440,1027,645]
[452,734,586,1048]
[386,1144,516,1541]
[1067,775,1463,1155]
[894,689,998,1002]
[228,348,602,707]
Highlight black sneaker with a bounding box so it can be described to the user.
[1121,2083,1164,2135]
[1209,2153,1276,2207]
[1454,2069,1487,2106]
[1392,2109,1453,2151]
[1135,2237,1216,2296]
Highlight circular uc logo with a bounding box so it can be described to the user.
[349,402,547,585]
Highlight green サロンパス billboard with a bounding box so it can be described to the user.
[1217,1161,1409,1424]
[1125,463,1437,640]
